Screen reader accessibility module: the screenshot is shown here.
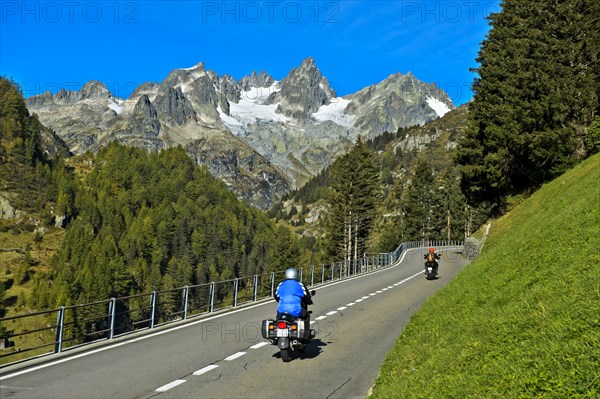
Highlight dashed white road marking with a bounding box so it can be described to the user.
[154,271,428,394]
[250,342,269,349]
[224,352,246,361]
[0,248,431,381]
[193,365,219,376]
[156,379,186,392]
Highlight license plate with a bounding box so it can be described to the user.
[276,329,289,337]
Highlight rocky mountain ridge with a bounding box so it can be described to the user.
[26,57,455,209]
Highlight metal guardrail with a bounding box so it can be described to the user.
[0,240,463,365]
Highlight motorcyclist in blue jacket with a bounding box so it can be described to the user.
[274,268,313,339]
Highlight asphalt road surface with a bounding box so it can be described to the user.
[0,247,468,399]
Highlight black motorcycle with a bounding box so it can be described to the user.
[261,290,316,362]
[424,261,438,280]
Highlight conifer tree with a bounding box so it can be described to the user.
[439,168,467,240]
[403,158,440,241]
[326,138,380,269]
[372,180,405,253]
[33,144,294,308]
[456,0,600,209]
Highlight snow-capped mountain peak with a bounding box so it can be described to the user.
[26,56,455,209]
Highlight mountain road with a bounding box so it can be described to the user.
[0,248,468,399]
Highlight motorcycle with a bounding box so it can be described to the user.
[424,261,438,280]
[261,290,316,362]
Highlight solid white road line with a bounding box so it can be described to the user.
[156,379,186,392]
[193,365,219,376]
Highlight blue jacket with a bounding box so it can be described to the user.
[275,279,310,317]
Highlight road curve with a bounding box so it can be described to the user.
[0,247,468,399]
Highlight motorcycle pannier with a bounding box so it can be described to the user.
[261,319,275,339]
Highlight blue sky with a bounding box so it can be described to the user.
[1,1,501,105]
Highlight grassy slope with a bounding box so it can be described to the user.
[371,154,600,398]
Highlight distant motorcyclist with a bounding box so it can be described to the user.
[274,268,313,338]
[424,247,441,275]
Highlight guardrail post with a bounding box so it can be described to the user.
[270,273,275,297]
[339,261,343,279]
[183,286,189,320]
[253,275,258,302]
[330,262,334,281]
[321,265,325,284]
[55,306,65,353]
[150,291,157,329]
[299,268,303,282]
[233,278,239,307]
[209,282,215,312]
[310,266,314,287]
[108,298,116,339]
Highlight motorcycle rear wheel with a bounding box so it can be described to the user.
[281,347,292,362]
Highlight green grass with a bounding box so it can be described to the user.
[1,226,64,311]
[370,154,600,398]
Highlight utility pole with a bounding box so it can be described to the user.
[447,208,451,241]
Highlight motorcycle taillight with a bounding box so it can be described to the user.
[277,321,288,329]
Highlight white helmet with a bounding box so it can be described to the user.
[285,268,298,280]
